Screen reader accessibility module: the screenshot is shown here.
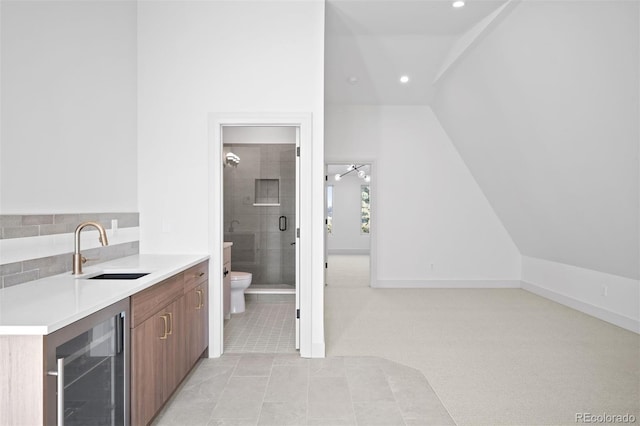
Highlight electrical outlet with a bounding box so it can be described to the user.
[601,285,608,297]
[111,219,118,234]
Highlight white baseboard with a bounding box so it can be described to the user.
[374,279,521,289]
[522,281,640,334]
[328,249,370,255]
[521,256,639,334]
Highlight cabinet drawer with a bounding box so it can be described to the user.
[184,260,209,292]
[223,247,231,265]
[131,273,184,327]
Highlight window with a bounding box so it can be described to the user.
[326,185,333,234]
[361,185,370,234]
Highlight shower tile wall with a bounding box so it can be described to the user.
[224,144,296,285]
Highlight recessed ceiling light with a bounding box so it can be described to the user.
[399,75,410,84]
[347,76,358,85]
[452,1,465,8]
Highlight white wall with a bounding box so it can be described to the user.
[137,1,325,355]
[522,256,639,333]
[327,175,370,254]
[0,0,138,213]
[138,0,324,253]
[223,126,297,145]
[432,0,639,281]
[325,105,521,287]
[431,0,639,331]
[521,255,640,333]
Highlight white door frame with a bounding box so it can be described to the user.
[325,159,376,288]
[208,113,315,358]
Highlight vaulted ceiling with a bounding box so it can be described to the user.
[325,0,640,279]
[324,0,508,105]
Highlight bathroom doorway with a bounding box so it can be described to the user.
[221,126,300,353]
[325,162,374,287]
[209,113,318,359]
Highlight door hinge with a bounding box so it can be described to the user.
[325,262,328,269]
[296,228,300,238]
[296,147,300,157]
[325,175,328,181]
[325,219,328,225]
[296,309,300,319]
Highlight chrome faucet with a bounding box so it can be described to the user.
[229,220,240,233]
[72,221,109,275]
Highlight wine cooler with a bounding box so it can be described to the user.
[45,298,129,426]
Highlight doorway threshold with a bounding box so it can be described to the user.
[246,285,295,295]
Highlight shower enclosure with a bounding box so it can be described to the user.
[223,143,296,290]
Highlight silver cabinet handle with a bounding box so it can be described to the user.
[47,358,65,426]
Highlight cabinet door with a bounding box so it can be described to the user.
[131,311,166,426]
[186,282,208,367]
[198,282,209,358]
[163,298,187,400]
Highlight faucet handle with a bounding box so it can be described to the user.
[82,256,99,264]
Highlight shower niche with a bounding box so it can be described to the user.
[254,179,280,206]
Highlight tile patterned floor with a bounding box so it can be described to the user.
[224,297,296,354]
[152,354,454,426]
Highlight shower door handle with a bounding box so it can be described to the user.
[279,216,287,231]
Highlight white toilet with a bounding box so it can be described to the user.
[230,271,252,313]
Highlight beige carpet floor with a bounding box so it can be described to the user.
[325,255,640,425]
[326,254,370,287]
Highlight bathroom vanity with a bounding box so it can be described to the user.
[0,254,209,426]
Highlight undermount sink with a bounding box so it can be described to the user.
[88,273,150,280]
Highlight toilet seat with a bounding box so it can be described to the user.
[231,271,251,281]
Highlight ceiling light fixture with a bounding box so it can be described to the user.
[399,75,410,84]
[347,76,358,85]
[334,164,371,183]
[452,1,465,8]
[224,152,240,167]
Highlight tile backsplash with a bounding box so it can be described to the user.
[0,212,139,288]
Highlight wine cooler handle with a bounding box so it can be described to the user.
[47,358,65,426]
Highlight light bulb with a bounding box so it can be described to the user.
[452,1,465,8]
[358,170,366,178]
[347,164,355,171]
[399,75,410,84]
[365,175,371,182]
[334,174,341,181]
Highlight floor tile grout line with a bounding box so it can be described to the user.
[206,355,241,425]
[255,356,276,425]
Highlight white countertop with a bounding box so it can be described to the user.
[0,254,209,336]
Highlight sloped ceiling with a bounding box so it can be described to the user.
[432,0,639,279]
[325,0,508,104]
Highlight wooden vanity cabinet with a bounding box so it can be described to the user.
[184,262,209,367]
[131,310,166,426]
[130,260,209,426]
